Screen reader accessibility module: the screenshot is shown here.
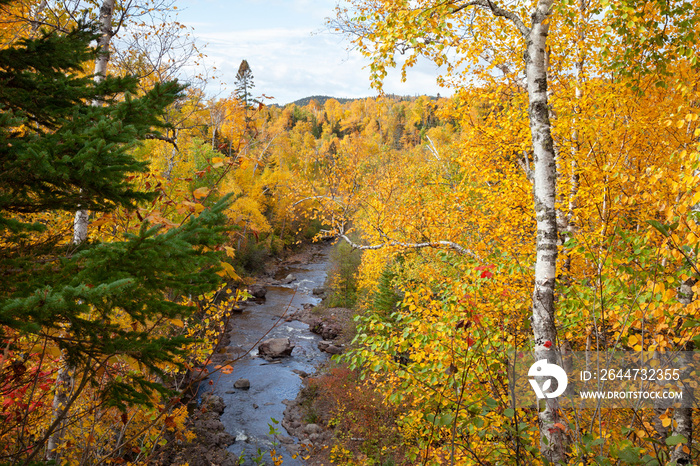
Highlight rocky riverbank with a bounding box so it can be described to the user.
[153,240,358,466]
[279,304,356,464]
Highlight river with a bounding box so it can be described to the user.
[205,246,331,465]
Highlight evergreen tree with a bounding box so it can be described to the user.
[0,9,229,461]
[234,59,255,106]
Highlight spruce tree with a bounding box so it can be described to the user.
[234,59,255,106]
[0,8,228,461]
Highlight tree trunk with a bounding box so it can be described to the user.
[668,279,696,465]
[50,0,116,460]
[72,0,115,244]
[525,0,566,462]
[44,362,73,460]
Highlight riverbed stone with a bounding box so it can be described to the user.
[201,393,226,415]
[258,337,295,359]
[304,423,322,435]
[248,284,267,299]
[281,273,296,284]
[234,378,250,390]
[309,318,343,340]
[318,340,344,354]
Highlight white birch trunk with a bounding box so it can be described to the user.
[72,0,115,245]
[525,0,566,461]
[668,278,696,465]
[49,1,116,460]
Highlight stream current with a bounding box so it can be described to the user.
[205,247,331,465]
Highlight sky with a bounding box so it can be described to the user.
[174,0,451,105]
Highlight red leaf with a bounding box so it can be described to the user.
[466,336,475,347]
[543,340,552,348]
[480,270,493,279]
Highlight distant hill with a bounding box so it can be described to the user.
[282,94,442,108]
[290,95,361,107]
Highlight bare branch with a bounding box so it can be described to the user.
[518,151,534,183]
[453,0,530,38]
[337,233,477,259]
[292,195,346,208]
[144,133,178,150]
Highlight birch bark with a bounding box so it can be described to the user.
[524,0,566,461]
[72,0,115,244]
[48,1,116,460]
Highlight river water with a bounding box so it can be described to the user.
[206,247,330,465]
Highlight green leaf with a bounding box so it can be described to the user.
[617,446,644,464]
[647,219,670,237]
[665,434,687,446]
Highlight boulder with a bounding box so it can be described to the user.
[248,284,267,299]
[258,337,295,359]
[304,423,322,435]
[311,320,342,340]
[200,393,226,415]
[233,378,250,390]
[312,286,327,296]
[318,340,344,355]
[281,273,296,284]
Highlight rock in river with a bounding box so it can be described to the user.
[248,284,267,299]
[234,378,250,390]
[258,337,295,360]
[318,340,344,355]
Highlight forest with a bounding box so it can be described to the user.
[1,0,700,464]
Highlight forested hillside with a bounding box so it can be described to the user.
[1,0,700,464]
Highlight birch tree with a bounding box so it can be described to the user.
[333,0,565,459]
[47,1,115,460]
[72,0,114,244]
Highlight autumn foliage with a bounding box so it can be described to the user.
[3,0,700,463]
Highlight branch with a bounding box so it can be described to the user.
[518,151,533,183]
[144,133,178,151]
[337,233,477,258]
[453,0,530,38]
[292,195,346,208]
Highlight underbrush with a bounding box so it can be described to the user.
[304,366,410,465]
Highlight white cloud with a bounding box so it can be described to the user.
[176,1,452,104]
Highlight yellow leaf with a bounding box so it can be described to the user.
[691,191,700,205]
[211,157,223,164]
[171,319,185,328]
[224,246,236,259]
[193,187,210,199]
[662,417,672,427]
[219,262,240,280]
